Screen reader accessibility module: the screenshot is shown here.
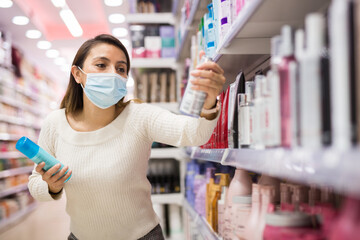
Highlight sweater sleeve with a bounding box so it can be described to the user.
[28,112,63,201]
[131,103,220,147]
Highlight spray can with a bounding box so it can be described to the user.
[16,136,72,182]
[180,56,212,117]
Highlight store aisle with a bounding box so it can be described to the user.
[0,196,70,240]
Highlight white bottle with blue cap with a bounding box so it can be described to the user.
[16,136,72,182]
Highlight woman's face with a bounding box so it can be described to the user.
[75,43,128,85]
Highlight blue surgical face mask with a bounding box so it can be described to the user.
[77,66,128,109]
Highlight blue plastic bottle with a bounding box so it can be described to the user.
[16,136,71,182]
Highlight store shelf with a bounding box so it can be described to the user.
[176,0,209,61]
[150,148,185,160]
[150,102,179,113]
[0,183,29,198]
[131,58,177,69]
[126,13,175,24]
[213,0,330,62]
[151,193,183,205]
[0,114,41,130]
[0,151,24,159]
[0,166,33,179]
[183,199,219,240]
[0,96,40,115]
[0,202,37,231]
[0,133,22,141]
[188,147,360,198]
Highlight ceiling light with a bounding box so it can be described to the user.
[104,0,123,7]
[0,0,13,8]
[12,16,29,25]
[26,30,42,39]
[59,9,83,37]
[54,57,66,66]
[108,14,125,24]
[112,28,128,38]
[46,49,60,58]
[37,41,52,50]
[51,0,66,8]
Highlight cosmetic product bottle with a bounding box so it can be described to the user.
[206,168,217,223]
[244,184,261,240]
[299,14,325,149]
[196,167,215,217]
[16,137,72,182]
[229,72,246,148]
[217,173,231,238]
[206,3,217,58]
[329,0,353,150]
[210,173,230,232]
[238,94,253,148]
[278,25,296,148]
[257,185,277,240]
[258,175,280,203]
[268,36,282,147]
[252,75,266,149]
[169,204,183,240]
[263,211,318,240]
[233,195,252,239]
[180,55,212,117]
[356,0,360,145]
[225,169,252,239]
[221,87,230,148]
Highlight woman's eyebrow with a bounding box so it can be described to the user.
[93,57,127,65]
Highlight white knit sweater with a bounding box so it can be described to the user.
[28,102,219,240]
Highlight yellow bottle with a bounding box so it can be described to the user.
[209,173,230,232]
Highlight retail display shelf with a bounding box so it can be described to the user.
[0,114,41,130]
[175,0,201,61]
[131,58,177,69]
[150,102,179,113]
[188,147,360,197]
[213,0,330,62]
[150,148,183,160]
[0,133,22,141]
[0,183,29,198]
[183,199,219,240]
[0,202,37,231]
[0,166,33,179]
[126,13,175,24]
[151,193,183,205]
[0,96,40,115]
[0,151,24,159]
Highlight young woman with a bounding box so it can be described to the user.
[28,34,225,240]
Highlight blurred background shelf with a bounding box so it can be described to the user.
[188,147,360,197]
[0,166,33,179]
[183,199,219,240]
[0,184,29,198]
[0,151,24,159]
[0,203,37,232]
[131,58,177,69]
[126,13,175,24]
[151,193,183,206]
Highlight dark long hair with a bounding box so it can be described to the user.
[60,34,131,114]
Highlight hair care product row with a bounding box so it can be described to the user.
[129,0,172,14]
[0,191,35,221]
[148,159,180,195]
[134,70,176,103]
[130,25,175,58]
[201,5,360,149]
[184,160,351,240]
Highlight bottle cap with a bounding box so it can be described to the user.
[233,195,252,204]
[215,173,230,186]
[265,211,312,227]
[206,168,216,179]
[16,136,39,159]
[280,25,293,57]
[271,35,282,65]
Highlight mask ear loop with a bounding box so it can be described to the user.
[77,66,86,88]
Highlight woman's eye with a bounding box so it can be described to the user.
[118,68,125,73]
[96,64,106,68]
